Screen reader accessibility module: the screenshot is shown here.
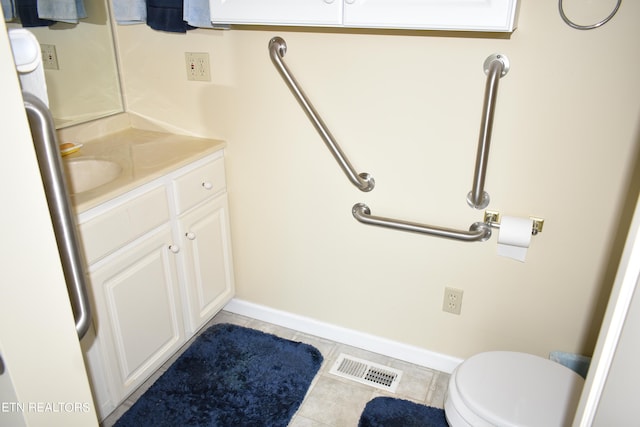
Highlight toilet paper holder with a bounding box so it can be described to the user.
[484,211,544,235]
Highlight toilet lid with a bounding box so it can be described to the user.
[454,351,584,427]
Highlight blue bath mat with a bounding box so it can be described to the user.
[114,323,323,427]
[358,397,448,427]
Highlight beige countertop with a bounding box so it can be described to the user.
[64,128,226,213]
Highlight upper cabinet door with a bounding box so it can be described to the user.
[210,0,343,26]
[210,0,519,32]
[343,0,519,32]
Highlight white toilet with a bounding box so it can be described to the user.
[444,351,585,427]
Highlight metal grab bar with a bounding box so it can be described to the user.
[24,93,92,340]
[352,203,492,242]
[269,37,375,192]
[467,54,510,210]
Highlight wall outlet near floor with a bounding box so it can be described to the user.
[185,52,211,81]
[443,287,464,315]
[41,44,59,70]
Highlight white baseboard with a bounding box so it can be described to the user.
[224,298,462,374]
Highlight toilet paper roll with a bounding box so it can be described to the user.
[497,216,533,262]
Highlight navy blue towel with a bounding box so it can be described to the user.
[15,0,54,26]
[146,0,194,33]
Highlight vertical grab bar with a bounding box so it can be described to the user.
[467,54,510,210]
[269,37,375,192]
[23,93,92,340]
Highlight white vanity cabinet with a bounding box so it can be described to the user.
[210,0,520,32]
[76,149,234,420]
[88,224,185,402]
[171,156,235,335]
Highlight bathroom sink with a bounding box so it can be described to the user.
[64,159,122,194]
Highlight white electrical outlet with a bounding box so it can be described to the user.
[443,287,463,315]
[41,44,59,70]
[185,52,211,81]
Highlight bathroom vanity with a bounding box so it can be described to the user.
[67,129,234,420]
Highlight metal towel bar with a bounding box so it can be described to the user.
[467,54,510,209]
[352,203,492,242]
[269,37,375,192]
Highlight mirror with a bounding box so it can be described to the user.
[7,0,123,129]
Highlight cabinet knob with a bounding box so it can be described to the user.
[202,181,213,190]
[344,0,355,4]
[324,0,335,3]
[185,232,196,240]
[168,244,180,253]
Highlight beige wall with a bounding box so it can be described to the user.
[112,1,640,359]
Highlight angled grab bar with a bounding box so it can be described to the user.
[352,203,492,242]
[269,37,375,192]
[467,54,510,210]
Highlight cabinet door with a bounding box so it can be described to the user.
[89,226,185,401]
[210,0,343,26]
[343,0,519,32]
[178,195,235,334]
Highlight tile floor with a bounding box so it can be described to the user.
[101,310,450,427]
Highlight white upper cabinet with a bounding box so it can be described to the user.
[210,0,343,26]
[344,0,519,32]
[210,0,520,32]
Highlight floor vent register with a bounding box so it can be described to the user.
[329,353,403,393]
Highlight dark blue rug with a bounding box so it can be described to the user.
[358,397,449,427]
[114,323,323,427]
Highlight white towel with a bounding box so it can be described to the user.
[36,0,87,23]
[8,29,49,106]
[112,0,146,25]
[2,0,16,20]
[184,0,213,28]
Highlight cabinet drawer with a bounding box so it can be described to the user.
[173,158,225,214]
[79,187,170,264]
